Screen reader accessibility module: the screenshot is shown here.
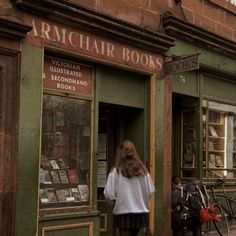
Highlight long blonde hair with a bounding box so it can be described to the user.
[115,140,147,178]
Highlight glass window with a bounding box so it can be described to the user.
[202,100,236,179]
[228,0,236,5]
[39,94,91,208]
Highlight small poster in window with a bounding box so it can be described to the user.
[67,169,80,184]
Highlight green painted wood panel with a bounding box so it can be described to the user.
[203,74,236,101]
[39,214,100,236]
[172,71,199,96]
[96,66,146,108]
[16,43,43,236]
[45,228,88,236]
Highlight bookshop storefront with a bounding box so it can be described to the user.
[12,2,175,236]
[163,15,236,185]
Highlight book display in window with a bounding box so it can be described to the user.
[202,100,227,179]
[39,94,91,208]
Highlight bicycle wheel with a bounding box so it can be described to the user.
[213,201,229,236]
[229,198,236,220]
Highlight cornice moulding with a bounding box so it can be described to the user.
[0,16,32,40]
[162,14,236,59]
[14,0,175,54]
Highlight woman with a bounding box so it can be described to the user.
[104,140,155,236]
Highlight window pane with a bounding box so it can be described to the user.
[228,0,236,5]
[202,100,236,180]
[40,94,91,208]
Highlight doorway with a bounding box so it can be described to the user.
[97,102,146,236]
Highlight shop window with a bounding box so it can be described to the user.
[39,56,93,210]
[40,95,91,207]
[202,100,236,179]
[228,0,236,5]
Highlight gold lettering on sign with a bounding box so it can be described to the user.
[30,19,163,72]
[122,47,162,71]
[44,57,92,95]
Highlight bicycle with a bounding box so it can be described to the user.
[204,179,230,236]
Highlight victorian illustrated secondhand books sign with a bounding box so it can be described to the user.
[44,56,93,95]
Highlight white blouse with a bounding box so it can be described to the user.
[104,168,155,215]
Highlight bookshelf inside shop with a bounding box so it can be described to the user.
[233,117,236,168]
[97,118,108,201]
[40,94,91,208]
[203,109,225,170]
[181,98,198,178]
[202,100,236,179]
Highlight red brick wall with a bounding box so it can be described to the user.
[74,0,236,42]
[181,0,236,42]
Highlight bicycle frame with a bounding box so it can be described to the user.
[214,183,236,221]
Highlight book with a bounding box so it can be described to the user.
[215,155,223,167]
[209,154,216,166]
[40,169,52,184]
[78,185,89,202]
[56,189,67,202]
[67,169,80,184]
[50,160,60,169]
[58,170,69,184]
[64,188,75,202]
[57,158,70,169]
[39,189,49,203]
[209,126,218,137]
[50,170,61,184]
[209,141,215,150]
[71,188,81,202]
[47,188,57,202]
[40,188,57,203]
[41,155,52,169]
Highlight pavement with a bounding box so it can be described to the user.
[203,224,236,236]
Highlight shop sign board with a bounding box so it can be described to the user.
[26,16,164,74]
[164,54,199,75]
[44,56,93,95]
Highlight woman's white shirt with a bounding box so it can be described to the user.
[104,168,155,215]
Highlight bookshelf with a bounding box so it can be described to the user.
[202,100,226,178]
[180,98,198,178]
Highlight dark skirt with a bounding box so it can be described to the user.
[113,213,149,229]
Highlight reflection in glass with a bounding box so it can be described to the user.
[40,94,91,208]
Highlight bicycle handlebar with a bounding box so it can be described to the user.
[205,178,225,190]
